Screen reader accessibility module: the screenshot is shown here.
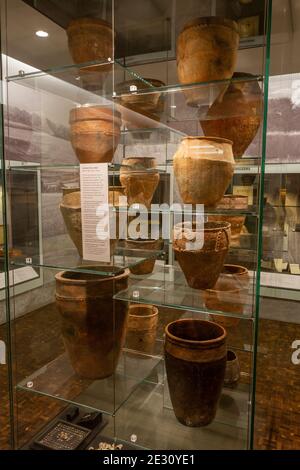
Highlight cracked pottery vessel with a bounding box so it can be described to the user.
[173,221,231,289]
[55,267,129,379]
[126,304,158,355]
[120,157,160,209]
[201,72,262,158]
[173,137,234,207]
[177,17,239,106]
[125,238,162,275]
[165,319,227,426]
[70,105,121,163]
[224,350,240,388]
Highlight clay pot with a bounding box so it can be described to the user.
[213,194,248,210]
[60,191,83,257]
[205,274,249,327]
[70,105,121,163]
[125,238,162,275]
[208,214,245,246]
[173,137,234,207]
[120,157,160,209]
[165,319,227,426]
[221,264,250,288]
[201,73,262,158]
[126,304,158,355]
[55,267,129,379]
[173,221,231,289]
[177,17,239,106]
[224,350,240,388]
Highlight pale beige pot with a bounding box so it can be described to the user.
[125,238,162,275]
[70,105,121,163]
[173,137,234,207]
[177,17,239,106]
[126,304,158,355]
[120,157,160,209]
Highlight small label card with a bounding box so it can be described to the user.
[80,164,110,262]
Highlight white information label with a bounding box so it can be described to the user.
[80,163,110,262]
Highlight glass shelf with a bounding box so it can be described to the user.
[17,350,163,416]
[114,263,255,319]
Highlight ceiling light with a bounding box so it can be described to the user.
[35,30,49,38]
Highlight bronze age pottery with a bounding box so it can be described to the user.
[173,221,231,289]
[201,73,262,158]
[213,194,248,210]
[70,105,121,163]
[120,157,160,209]
[224,350,240,388]
[55,267,129,379]
[173,137,234,207]
[60,191,82,257]
[177,17,239,106]
[221,264,250,288]
[126,304,158,355]
[208,214,245,246]
[125,238,162,275]
[165,319,227,426]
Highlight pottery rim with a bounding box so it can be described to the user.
[227,350,237,362]
[174,220,231,233]
[165,319,226,349]
[55,266,129,285]
[67,17,114,32]
[181,136,233,146]
[222,264,248,276]
[180,16,239,34]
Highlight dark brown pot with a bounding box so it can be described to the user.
[224,350,240,388]
[126,304,158,355]
[201,73,262,158]
[165,319,227,426]
[173,221,231,289]
[60,191,82,257]
[70,105,121,163]
[55,267,129,379]
[125,238,162,275]
[208,214,245,246]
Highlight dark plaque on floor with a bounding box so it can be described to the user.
[34,421,91,450]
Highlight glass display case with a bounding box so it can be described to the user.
[0,0,273,450]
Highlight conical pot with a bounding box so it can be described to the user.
[55,267,129,379]
[173,221,231,289]
[165,319,227,426]
[70,105,121,163]
[120,157,160,209]
[173,137,234,207]
[60,191,83,257]
[224,350,240,388]
[201,73,262,158]
[177,17,239,106]
[125,238,162,275]
[126,304,158,354]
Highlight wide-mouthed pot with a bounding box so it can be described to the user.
[201,73,262,158]
[173,221,231,289]
[125,238,162,275]
[213,194,248,210]
[70,105,121,163]
[224,350,240,388]
[173,137,234,207]
[208,214,245,246]
[126,304,158,355]
[177,17,239,106]
[120,157,160,209]
[205,273,249,327]
[221,264,250,288]
[165,319,227,426]
[55,267,129,379]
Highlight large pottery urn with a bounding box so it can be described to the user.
[126,304,158,355]
[125,238,162,275]
[173,221,231,290]
[120,157,160,209]
[55,267,129,379]
[201,73,262,158]
[60,191,82,257]
[165,319,227,426]
[177,17,239,106]
[173,137,234,207]
[70,105,121,163]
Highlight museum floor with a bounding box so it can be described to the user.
[0,297,299,450]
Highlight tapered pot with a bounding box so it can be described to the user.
[224,350,240,388]
[173,137,234,207]
[120,157,160,209]
[201,73,262,158]
[60,191,83,257]
[221,264,250,288]
[177,17,239,106]
[165,319,227,426]
[208,214,245,246]
[125,238,162,275]
[126,304,158,354]
[173,221,231,289]
[55,267,129,379]
[70,105,121,163]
